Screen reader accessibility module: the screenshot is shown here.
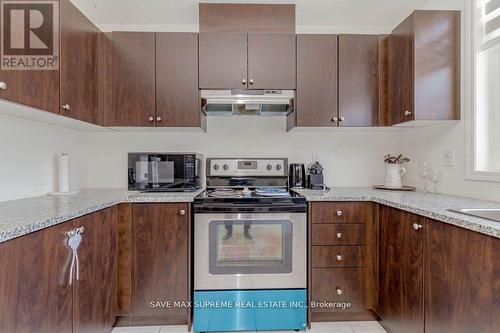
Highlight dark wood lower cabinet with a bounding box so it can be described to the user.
[425,220,500,333]
[0,222,73,333]
[116,203,190,326]
[73,207,117,333]
[309,202,377,323]
[0,207,117,333]
[377,206,424,333]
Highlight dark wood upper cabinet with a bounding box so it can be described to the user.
[425,220,500,333]
[0,62,60,115]
[247,33,296,89]
[199,32,248,89]
[199,3,295,33]
[131,203,189,323]
[112,32,156,126]
[0,222,73,333]
[60,0,99,123]
[338,34,379,127]
[73,207,117,333]
[199,32,295,90]
[387,10,460,125]
[295,34,338,127]
[378,206,424,333]
[156,33,202,127]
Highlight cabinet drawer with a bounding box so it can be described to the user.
[312,224,365,245]
[311,268,366,313]
[311,202,371,224]
[312,246,364,268]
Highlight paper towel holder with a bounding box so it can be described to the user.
[48,152,80,196]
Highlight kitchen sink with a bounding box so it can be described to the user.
[449,208,500,222]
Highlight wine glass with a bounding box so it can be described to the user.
[429,168,442,194]
[417,161,430,193]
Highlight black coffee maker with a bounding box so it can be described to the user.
[307,161,326,190]
[289,163,306,189]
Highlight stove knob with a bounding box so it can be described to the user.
[267,164,273,171]
[213,164,219,171]
[276,164,282,171]
[223,164,229,171]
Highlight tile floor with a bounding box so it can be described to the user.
[111,321,386,333]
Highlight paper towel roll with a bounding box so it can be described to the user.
[58,152,70,193]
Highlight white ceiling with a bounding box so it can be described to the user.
[71,0,431,33]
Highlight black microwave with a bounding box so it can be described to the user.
[128,153,202,192]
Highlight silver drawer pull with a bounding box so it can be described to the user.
[62,104,71,111]
[336,255,342,261]
[0,82,7,90]
[336,232,342,239]
[413,223,423,230]
[336,287,343,295]
[180,209,186,216]
[336,210,343,216]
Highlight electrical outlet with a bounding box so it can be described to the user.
[443,150,455,167]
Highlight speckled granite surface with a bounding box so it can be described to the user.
[294,187,500,239]
[0,188,204,243]
[2,187,500,243]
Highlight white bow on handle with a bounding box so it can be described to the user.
[67,227,84,285]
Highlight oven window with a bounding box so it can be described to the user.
[208,220,292,275]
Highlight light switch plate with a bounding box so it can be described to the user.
[443,150,455,167]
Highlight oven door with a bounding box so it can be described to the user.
[194,212,306,290]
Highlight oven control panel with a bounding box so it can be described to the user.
[208,158,288,177]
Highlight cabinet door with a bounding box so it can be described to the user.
[338,34,379,127]
[73,207,117,333]
[156,33,201,127]
[388,15,414,125]
[60,0,99,123]
[132,203,189,323]
[0,5,59,115]
[296,34,338,127]
[199,32,248,89]
[0,223,73,333]
[112,32,156,126]
[378,206,424,333]
[425,220,500,333]
[247,33,296,89]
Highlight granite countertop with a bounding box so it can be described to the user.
[0,188,204,243]
[294,187,500,239]
[2,187,500,244]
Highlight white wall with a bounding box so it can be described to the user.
[85,117,402,189]
[0,115,89,201]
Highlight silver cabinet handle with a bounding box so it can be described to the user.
[413,223,423,230]
[336,210,343,216]
[339,116,345,122]
[156,116,162,122]
[148,116,154,122]
[180,209,186,216]
[336,255,342,261]
[66,226,84,285]
[249,79,254,85]
[242,79,247,85]
[62,104,71,111]
[0,82,7,90]
[336,287,343,295]
[336,232,342,239]
[332,117,338,122]
[405,110,412,116]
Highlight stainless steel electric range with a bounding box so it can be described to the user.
[193,158,307,333]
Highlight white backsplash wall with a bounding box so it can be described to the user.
[401,123,500,202]
[0,115,89,201]
[86,117,403,189]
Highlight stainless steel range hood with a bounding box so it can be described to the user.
[201,90,294,116]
